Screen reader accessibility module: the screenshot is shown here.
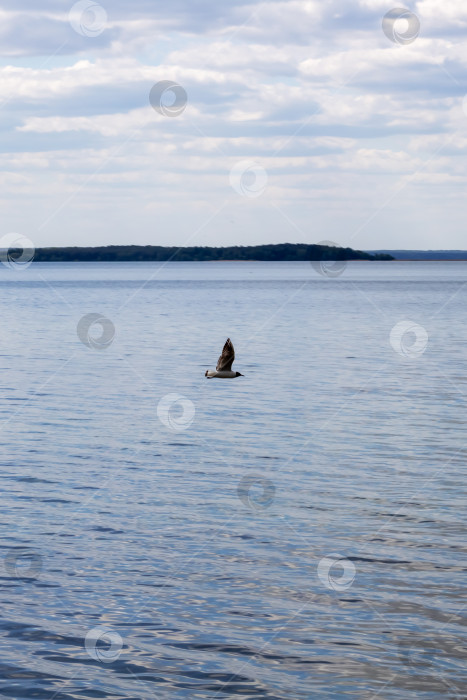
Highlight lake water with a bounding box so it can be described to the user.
[1,261,466,699]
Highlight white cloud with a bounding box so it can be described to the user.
[0,0,465,248]
[416,0,467,26]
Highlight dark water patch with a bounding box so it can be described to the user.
[167,443,195,447]
[349,556,412,564]
[0,689,80,700]
[40,498,75,504]
[5,627,83,646]
[72,486,100,490]
[0,661,63,680]
[2,476,58,484]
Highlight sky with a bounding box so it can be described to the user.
[1,0,466,250]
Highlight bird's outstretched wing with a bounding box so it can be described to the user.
[216,338,235,371]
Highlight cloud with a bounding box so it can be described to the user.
[0,0,465,248]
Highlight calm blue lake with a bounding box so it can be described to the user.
[1,261,466,699]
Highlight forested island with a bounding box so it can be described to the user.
[29,243,394,262]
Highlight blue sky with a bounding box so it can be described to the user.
[1,0,466,249]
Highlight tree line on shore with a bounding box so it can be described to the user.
[28,243,394,262]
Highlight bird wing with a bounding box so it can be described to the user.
[216,338,235,371]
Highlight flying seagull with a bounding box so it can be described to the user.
[205,338,244,378]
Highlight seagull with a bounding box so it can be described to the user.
[205,338,244,378]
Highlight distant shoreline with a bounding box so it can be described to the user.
[10,243,394,263]
[24,256,467,262]
[4,244,466,262]
[391,259,467,262]
[370,250,467,261]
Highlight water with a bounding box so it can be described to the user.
[1,261,466,699]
